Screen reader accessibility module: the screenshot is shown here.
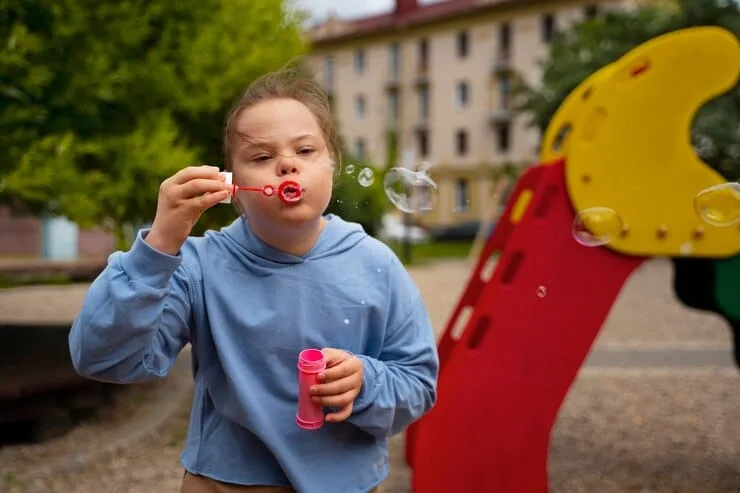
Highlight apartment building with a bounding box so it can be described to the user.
[305,0,648,232]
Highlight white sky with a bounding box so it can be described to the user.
[292,0,445,22]
[292,0,392,21]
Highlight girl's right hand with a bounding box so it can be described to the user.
[145,165,231,255]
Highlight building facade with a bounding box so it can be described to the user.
[305,0,648,232]
[0,207,115,259]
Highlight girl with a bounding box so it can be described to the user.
[68,68,439,493]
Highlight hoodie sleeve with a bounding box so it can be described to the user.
[68,230,194,384]
[347,256,439,438]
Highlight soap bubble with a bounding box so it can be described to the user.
[572,207,623,247]
[693,182,740,227]
[357,167,375,187]
[536,285,547,298]
[383,166,438,214]
[345,164,356,175]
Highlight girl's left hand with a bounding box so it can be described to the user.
[310,348,364,423]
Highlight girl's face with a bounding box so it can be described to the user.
[230,98,335,228]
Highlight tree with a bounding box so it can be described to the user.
[514,0,740,181]
[324,153,389,238]
[0,0,306,248]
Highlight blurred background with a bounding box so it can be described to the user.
[1,0,737,266]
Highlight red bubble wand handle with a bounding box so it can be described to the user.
[220,172,303,204]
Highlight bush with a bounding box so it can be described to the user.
[326,161,389,237]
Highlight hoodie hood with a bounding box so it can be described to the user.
[215,213,368,265]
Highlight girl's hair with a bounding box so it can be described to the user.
[223,66,341,173]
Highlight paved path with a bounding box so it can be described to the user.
[406,257,736,370]
[585,346,735,369]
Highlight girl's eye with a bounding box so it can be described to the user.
[253,155,272,162]
[298,148,315,156]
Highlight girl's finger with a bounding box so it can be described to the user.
[319,360,355,382]
[173,165,222,184]
[325,404,353,423]
[310,375,358,397]
[178,178,231,200]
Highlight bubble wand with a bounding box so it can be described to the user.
[219,172,303,204]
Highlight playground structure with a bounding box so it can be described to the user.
[406,26,740,492]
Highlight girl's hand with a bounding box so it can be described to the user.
[310,348,364,423]
[146,165,231,255]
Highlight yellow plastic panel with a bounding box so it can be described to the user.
[510,189,533,224]
[566,27,740,258]
[539,64,616,164]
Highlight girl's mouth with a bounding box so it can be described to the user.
[277,180,303,204]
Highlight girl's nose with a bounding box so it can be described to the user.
[277,155,299,176]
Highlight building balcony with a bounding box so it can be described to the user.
[413,118,429,132]
[492,57,512,76]
[489,108,513,126]
[413,72,429,87]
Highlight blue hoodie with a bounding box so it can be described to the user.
[69,214,439,493]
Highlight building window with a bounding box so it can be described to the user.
[454,178,470,213]
[455,81,469,108]
[456,129,468,156]
[416,130,429,158]
[456,30,469,58]
[499,22,511,59]
[496,123,511,153]
[355,94,366,119]
[355,138,366,159]
[418,38,429,73]
[417,86,429,121]
[388,43,400,80]
[498,76,512,110]
[323,56,334,91]
[541,14,556,43]
[584,4,599,19]
[354,49,365,75]
[388,90,399,121]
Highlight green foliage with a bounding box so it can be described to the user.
[321,120,391,237]
[514,0,740,181]
[386,240,473,266]
[491,161,526,181]
[325,156,388,237]
[0,0,307,243]
[384,128,399,170]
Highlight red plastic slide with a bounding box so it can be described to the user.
[408,161,645,492]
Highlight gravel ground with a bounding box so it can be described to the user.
[1,389,194,493]
[1,257,738,492]
[550,372,740,493]
[0,354,193,492]
[4,371,737,493]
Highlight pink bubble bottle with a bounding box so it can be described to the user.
[296,348,326,430]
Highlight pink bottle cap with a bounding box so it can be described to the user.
[297,348,326,373]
